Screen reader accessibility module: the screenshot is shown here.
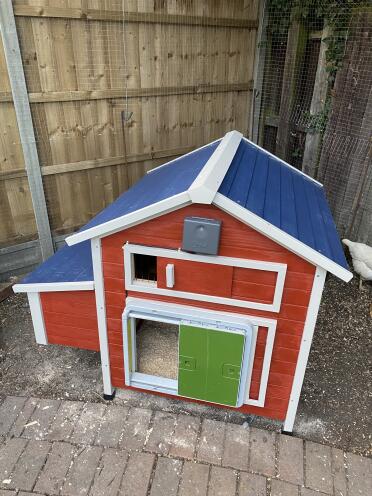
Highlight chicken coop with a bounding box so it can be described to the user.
[14,131,352,432]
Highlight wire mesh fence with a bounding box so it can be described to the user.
[256,0,372,241]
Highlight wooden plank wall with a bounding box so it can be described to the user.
[0,0,259,248]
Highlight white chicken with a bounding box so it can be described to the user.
[342,239,372,289]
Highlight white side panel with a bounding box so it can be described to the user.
[27,292,47,345]
[91,238,113,396]
[283,267,327,432]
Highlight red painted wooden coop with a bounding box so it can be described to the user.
[14,131,352,432]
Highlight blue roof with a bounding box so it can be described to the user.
[218,139,348,270]
[80,141,220,232]
[20,240,93,284]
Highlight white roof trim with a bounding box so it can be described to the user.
[13,281,95,293]
[188,130,242,204]
[213,193,352,282]
[66,191,191,246]
[242,137,323,186]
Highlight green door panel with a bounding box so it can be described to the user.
[178,324,245,406]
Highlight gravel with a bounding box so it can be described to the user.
[0,271,370,456]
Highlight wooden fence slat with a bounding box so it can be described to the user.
[13,5,259,29]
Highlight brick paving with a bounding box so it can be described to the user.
[0,396,371,496]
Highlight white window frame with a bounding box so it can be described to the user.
[124,243,287,313]
[122,297,277,408]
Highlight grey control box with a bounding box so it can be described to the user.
[182,217,222,255]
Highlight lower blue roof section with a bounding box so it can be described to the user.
[218,139,349,270]
[20,240,93,285]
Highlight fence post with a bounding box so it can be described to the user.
[0,0,54,260]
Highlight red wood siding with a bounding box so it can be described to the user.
[40,291,99,351]
[102,204,315,421]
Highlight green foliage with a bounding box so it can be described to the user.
[304,99,332,133]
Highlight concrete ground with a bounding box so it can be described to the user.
[0,395,371,496]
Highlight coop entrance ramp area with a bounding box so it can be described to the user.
[135,319,179,380]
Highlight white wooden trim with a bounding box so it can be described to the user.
[66,192,191,246]
[122,297,276,408]
[13,281,94,293]
[146,138,221,175]
[242,136,323,186]
[213,193,353,282]
[0,1,54,260]
[188,130,242,203]
[124,243,286,312]
[283,267,326,432]
[27,292,47,345]
[91,238,113,396]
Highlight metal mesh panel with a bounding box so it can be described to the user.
[256,0,372,242]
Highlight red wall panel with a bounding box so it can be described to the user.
[102,204,315,421]
[41,291,99,351]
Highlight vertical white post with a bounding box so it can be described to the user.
[283,267,327,432]
[27,292,48,345]
[0,0,53,260]
[91,237,114,397]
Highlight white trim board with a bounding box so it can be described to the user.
[124,243,287,313]
[27,292,47,345]
[13,281,94,293]
[188,130,242,203]
[213,193,352,282]
[91,237,113,396]
[122,297,276,408]
[283,266,326,432]
[66,191,191,246]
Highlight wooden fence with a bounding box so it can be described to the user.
[0,0,260,279]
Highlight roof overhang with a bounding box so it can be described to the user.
[13,281,95,293]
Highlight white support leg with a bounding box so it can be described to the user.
[27,292,47,345]
[91,238,114,398]
[283,267,327,432]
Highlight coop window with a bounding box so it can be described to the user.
[133,254,157,284]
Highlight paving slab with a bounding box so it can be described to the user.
[34,441,76,495]
[249,427,276,477]
[238,472,267,496]
[178,461,209,496]
[8,398,37,438]
[278,434,304,485]
[197,419,225,465]
[62,446,103,496]
[271,478,299,496]
[119,407,152,451]
[95,405,129,448]
[21,398,61,440]
[300,488,329,495]
[119,451,155,496]
[331,447,347,496]
[47,401,84,441]
[346,452,372,496]
[0,438,28,487]
[222,423,250,471]
[150,457,182,496]
[90,448,128,496]
[305,441,332,494]
[169,414,200,459]
[208,466,236,496]
[0,491,16,496]
[7,440,51,491]
[0,397,27,438]
[145,411,176,455]
[70,403,106,445]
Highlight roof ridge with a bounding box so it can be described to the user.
[188,130,242,204]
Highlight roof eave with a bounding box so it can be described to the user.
[213,193,353,283]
